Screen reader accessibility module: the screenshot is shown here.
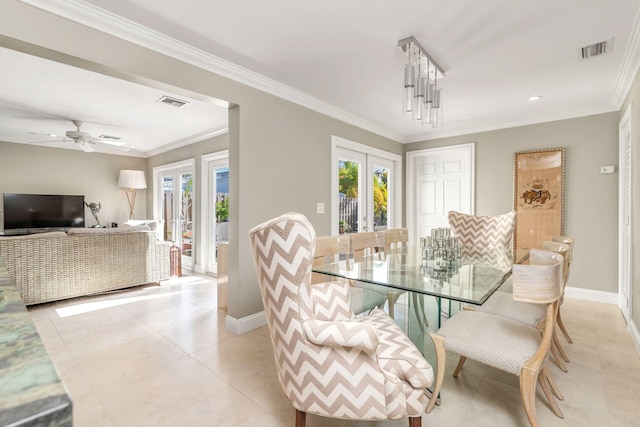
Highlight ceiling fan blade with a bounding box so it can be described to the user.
[96,138,127,147]
[79,142,95,153]
[27,131,60,137]
[27,139,67,144]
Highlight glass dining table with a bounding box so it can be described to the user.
[312,245,522,356]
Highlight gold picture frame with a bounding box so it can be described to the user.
[513,148,565,251]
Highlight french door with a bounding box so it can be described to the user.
[331,136,400,234]
[202,152,229,274]
[154,160,195,269]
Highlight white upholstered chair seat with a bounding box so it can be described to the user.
[427,249,565,427]
[473,291,545,328]
[437,311,541,376]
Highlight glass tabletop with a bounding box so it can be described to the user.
[312,245,518,305]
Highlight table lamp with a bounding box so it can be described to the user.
[118,170,147,219]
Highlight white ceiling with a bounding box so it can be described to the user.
[3,0,640,155]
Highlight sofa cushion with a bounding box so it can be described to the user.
[67,225,150,235]
[0,232,68,240]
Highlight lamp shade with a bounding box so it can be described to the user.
[118,170,147,189]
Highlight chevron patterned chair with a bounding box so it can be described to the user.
[447,210,516,249]
[427,249,565,427]
[250,213,434,427]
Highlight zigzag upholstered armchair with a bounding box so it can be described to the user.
[249,213,434,427]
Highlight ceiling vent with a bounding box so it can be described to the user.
[578,38,612,60]
[156,95,189,108]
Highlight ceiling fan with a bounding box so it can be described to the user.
[28,120,133,153]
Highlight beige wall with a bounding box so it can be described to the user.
[0,2,400,326]
[620,66,640,336]
[405,112,620,295]
[0,141,146,227]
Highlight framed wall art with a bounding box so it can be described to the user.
[513,148,565,251]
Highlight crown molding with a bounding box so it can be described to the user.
[406,103,619,143]
[18,0,404,143]
[142,125,229,158]
[17,0,639,146]
[612,6,640,107]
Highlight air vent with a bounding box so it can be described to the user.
[156,95,189,108]
[98,134,121,140]
[579,39,612,60]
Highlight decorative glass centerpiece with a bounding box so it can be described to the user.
[420,228,462,280]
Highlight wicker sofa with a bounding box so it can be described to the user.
[0,226,171,305]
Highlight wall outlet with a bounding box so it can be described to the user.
[316,202,325,214]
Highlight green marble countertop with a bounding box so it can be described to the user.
[0,259,72,426]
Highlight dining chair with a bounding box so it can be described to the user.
[349,231,399,316]
[470,242,572,372]
[312,235,388,315]
[426,249,565,427]
[384,228,409,252]
[249,212,434,427]
[551,235,575,344]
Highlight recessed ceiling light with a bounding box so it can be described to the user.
[529,95,543,101]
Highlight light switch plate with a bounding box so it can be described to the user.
[600,165,616,174]
[316,202,325,214]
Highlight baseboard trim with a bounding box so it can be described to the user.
[225,311,267,335]
[193,263,205,274]
[630,320,640,357]
[564,286,618,304]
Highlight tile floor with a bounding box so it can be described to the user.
[29,273,640,427]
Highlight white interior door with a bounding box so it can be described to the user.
[407,144,475,244]
[619,103,633,323]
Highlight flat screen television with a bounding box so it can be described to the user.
[3,193,85,230]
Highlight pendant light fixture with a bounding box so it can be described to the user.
[398,36,445,128]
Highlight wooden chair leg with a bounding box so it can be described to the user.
[549,341,568,372]
[557,309,573,343]
[537,371,564,418]
[452,355,467,377]
[520,367,540,427]
[426,333,446,413]
[408,416,422,427]
[553,329,570,362]
[295,409,306,427]
[541,365,563,401]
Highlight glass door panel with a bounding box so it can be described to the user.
[337,149,366,233]
[179,171,193,267]
[160,174,174,242]
[369,156,393,232]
